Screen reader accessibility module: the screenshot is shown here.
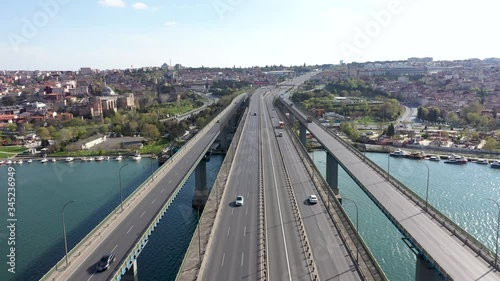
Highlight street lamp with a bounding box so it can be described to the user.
[387,154,390,181]
[343,198,359,264]
[61,200,75,267]
[119,164,129,211]
[483,198,500,268]
[420,162,430,210]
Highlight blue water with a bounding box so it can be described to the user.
[1,151,499,281]
[0,156,222,281]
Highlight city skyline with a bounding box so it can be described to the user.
[1,0,499,70]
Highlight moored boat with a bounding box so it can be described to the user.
[95,156,105,161]
[65,157,74,162]
[490,161,500,169]
[27,159,32,163]
[40,158,48,163]
[131,153,141,161]
[475,159,489,164]
[16,160,23,164]
[407,151,425,160]
[444,154,467,164]
[428,155,440,161]
[51,158,57,162]
[115,155,123,161]
[389,149,408,158]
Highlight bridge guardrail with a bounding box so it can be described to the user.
[285,99,499,276]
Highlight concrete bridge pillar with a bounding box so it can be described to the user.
[326,152,339,195]
[299,123,307,146]
[192,160,209,210]
[219,126,228,152]
[415,254,443,281]
[122,259,138,281]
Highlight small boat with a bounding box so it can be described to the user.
[475,159,489,164]
[40,158,48,163]
[6,160,13,165]
[51,158,56,162]
[407,151,425,160]
[95,156,105,161]
[428,156,440,162]
[65,157,74,162]
[0,160,5,165]
[105,156,110,160]
[444,154,467,164]
[115,155,123,161]
[89,157,95,161]
[389,149,408,158]
[490,161,500,169]
[16,160,23,164]
[131,153,141,161]
[27,159,32,163]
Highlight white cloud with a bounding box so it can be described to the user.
[98,0,126,8]
[132,2,148,10]
[164,21,177,27]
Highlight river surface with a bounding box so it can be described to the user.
[0,152,499,281]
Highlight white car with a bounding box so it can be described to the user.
[235,195,244,206]
[308,195,318,204]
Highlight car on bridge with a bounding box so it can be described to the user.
[96,253,116,272]
[308,195,318,204]
[235,195,244,206]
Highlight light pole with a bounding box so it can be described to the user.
[119,164,129,211]
[61,200,75,267]
[420,162,430,210]
[484,198,500,268]
[343,198,359,264]
[387,154,390,181]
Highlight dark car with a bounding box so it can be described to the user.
[96,254,116,272]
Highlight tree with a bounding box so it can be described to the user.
[37,127,51,139]
[7,123,17,132]
[1,96,15,106]
[482,137,498,150]
[387,123,395,137]
[446,112,459,124]
[142,124,160,140]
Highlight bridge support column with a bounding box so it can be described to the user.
[299,123,307,146]
[326,152,339,195]
[122,259,138,281]
[219,126,228,152]
[192,160,209,210]
[415,254,442,281]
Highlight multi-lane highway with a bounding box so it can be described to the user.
[199,87,264,281]
[264,93,363,281]
[43,96,246,281]
[282,97,500,281]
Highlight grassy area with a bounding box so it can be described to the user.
[139,139,169,155]
[0,146,27,158]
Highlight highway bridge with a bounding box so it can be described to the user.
[274,96,500,281]
[41,93,248,281]
[42,71,500,281]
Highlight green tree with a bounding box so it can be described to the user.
[7,123,17,132]
[36,127,51,139]
[446,112,459,124]
[387,123,395,137]
[482,137,497,150]
[142,124,160,140]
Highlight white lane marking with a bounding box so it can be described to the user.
[241,252,245,267]
[244,226,246,237]
[151,198,156,205]
[221,252,226,267]
[246,207,248,215]
[168,179,172,184]
[86,273,95,281]
[126,225,134,234]
[140,211,146,218]
[161,188,165,193]
[227,227,231,237]
[231,208,234,215]
[111,244,118,253]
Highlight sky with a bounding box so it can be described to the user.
[1,0,499,70]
